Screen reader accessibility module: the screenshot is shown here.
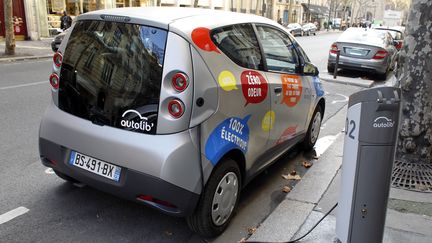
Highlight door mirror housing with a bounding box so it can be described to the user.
[303,62,319,76]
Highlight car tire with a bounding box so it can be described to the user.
[186,158,241,237]
[314,32,317,36]
[307,31,310,36]
[327,64,335,73]
[54,170,79,183]
[302,106,323,151]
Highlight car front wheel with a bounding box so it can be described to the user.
[186,158,241,237]
[302,106,323,150]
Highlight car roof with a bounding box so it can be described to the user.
[77,7,275,29]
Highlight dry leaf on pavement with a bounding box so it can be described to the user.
[282,174,301,180]
[282,186,291,193]
[302,161,312,168]
[237,237,247,243]
[164,230,173,236]
[247,227,257,235]
[290,170,297,175]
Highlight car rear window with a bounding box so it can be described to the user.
[339,28,386,46]
[211,24,264,70]
[58,20,167,134]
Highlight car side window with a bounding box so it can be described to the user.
[211,24,264,70]
[255,25,299,73]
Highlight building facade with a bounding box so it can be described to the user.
[2,0,333,41]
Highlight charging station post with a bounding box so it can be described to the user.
[336,87,401,243]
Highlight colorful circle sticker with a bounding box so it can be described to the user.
[218,70,238,91]
[241,70,268,106]
[262,111,276,132]
[191,27,221,54]
[276,125,298,145]
[281,74,303,107]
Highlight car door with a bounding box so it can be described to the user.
[254,24,313,150]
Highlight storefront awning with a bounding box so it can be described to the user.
[301,3,329,17]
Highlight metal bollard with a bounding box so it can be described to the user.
[333,50,340,79]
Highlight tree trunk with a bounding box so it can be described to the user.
[4,0,15,55]
[193,0,199,7]
[395,0,432,166]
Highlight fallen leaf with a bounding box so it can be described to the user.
[282,174,301,180]
[164,231,173,236]
[247,227,257,235]
[290,170,297,175]
[237,237,247,243]
[302,161,312,168]
[282,186,291,193]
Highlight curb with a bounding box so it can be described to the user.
[248,106,348,242]
[320,74,374,88]
[0,55,52,63]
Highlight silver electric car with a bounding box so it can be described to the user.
[39,7,325,237]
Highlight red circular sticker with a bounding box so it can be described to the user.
[241,70,268,106]
[281,74,303,107]
[191,27,221,54]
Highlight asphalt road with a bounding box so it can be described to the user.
[0,32,367,243]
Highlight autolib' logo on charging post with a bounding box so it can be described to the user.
[373,116,395,128]
[120,109,154,132]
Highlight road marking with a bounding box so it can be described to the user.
[0,207,29,225]
[314,134,341,157]
[331,93,349,104]
[0,81,47,90]
[0,44,51,50]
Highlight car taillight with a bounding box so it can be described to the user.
[172,73,189,92]
[53,52,63,68]
[330,43,338,54]
[168,99,185,118]
[373,50,388,59]
[49,73,60,89]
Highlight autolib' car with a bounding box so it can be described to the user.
[302,23,317,36]
[39,7,325,237]
[327,27,398,80]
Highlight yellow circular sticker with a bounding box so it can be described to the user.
[262,111,276,132]
[218,70,238,91]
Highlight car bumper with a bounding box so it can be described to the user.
[328,53,388,74]
[39,102,202,216]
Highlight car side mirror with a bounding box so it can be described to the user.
[303,62,319,76]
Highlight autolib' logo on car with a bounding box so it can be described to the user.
[372,116,395,128]
[120,110,154,132]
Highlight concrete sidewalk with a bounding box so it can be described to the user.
[0,38,53,62]
[248,105,432,242]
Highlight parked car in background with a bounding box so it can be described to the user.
[327,27,398,80]
[302,23,317,36]
[287,23,303,36]
[40,7,325,237]
[374,26,405,51]
[51,29,69,52]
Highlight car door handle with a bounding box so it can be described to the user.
[274,87,282,94]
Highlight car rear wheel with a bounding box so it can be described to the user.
[186,158,241,237]
[302,106,323,151]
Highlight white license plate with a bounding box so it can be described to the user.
[69,151,121,182]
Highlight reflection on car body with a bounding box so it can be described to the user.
[39,7,325,237]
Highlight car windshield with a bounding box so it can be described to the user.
[339,28,387,45]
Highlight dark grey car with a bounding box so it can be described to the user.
[327,28,398,80]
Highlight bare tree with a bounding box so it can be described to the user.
[4,0,15,55]
[194,0,199,7]
[96,0,103,10]
[395,0,432,170]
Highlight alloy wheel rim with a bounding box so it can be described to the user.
[211,172,239,226]
[310,112,321,144]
